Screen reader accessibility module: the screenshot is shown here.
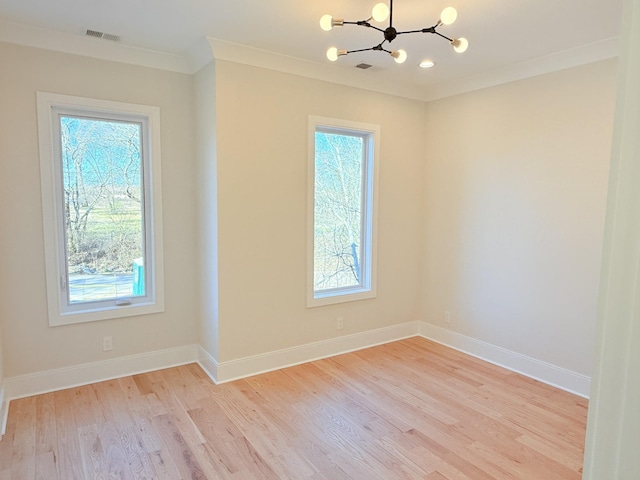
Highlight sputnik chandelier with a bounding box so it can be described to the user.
[320,1,468,64]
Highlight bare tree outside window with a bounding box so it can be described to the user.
[60,116,145,303]
[314,130,365,291]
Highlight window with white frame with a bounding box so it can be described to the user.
[307,116,379,307]
[37,92,164,326]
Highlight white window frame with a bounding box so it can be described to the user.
[307,115,379,308]
[37,92,165,326]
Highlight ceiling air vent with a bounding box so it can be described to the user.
[356,63,373,70]
[85,29,121,42]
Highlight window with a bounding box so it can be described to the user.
[307,116,379,307]
[37,92,164,326]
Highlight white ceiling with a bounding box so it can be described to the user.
[0,0,623,100]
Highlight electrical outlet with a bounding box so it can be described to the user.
[337,316,344,330]
[444,311,451,324]
[103,335,113,351]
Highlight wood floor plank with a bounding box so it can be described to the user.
[314,357,416,433]
[202,379,318,478]
[516,433,584,473]
[236,377,355,479]
[34,451,58,480]
[52,389,84,480]
[146,448,182,480]
[10,396,37,480]
[0,338,588,479]
[151,413,209,480]
[189,405,280,479]
[98,421,134,479]
[34,393,57,456]
[77,423,107,479]
[283,364,430,479]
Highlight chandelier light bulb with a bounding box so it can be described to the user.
[391,49,408,64]
[451,37,469,53]
[440,7,458,26]
[371,3,390,22]
[320,14,334,31]
[327,47,347,61]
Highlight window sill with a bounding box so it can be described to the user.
[307,288,376,308]
[48,300,165,327]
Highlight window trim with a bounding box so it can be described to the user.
[307,115,379,308]
[37,92,165,326]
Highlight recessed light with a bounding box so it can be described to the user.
[419,60,436,69]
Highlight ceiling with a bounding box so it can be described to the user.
[0,0,624,100]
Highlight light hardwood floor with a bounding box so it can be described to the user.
[0,338,588,479]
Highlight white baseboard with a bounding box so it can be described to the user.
[0,321,590,439]
[214,321,420,384]
[196,346,219,384]
[4,344,199,402]
[419,322,591,398]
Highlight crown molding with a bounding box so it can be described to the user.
[0,18,620,102]
[205,37,429,101]
[423,37,621,102]
[204,36,620,102]
[0,18,192,74]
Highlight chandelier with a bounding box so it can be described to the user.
[320,1,468,64]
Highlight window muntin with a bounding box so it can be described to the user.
[38,93,164,325]
[308,116,378,307]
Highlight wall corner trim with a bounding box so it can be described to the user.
[0,384,7,438]
[419,322,591,398]
[196,346,220,384]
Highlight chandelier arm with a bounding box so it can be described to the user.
[396,27,436,35]
[395,28,453,42]
[364,24,386,33]
[348,39,390,55]
[374,42,393,54]
[432,31,454,42]
[346,47,377,54]
[343,20,386,34]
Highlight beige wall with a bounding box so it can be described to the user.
[0,32,628,467]
[422,59,617,375]
[0,38,619,390]
[213,60,426,362]
[0,42,199,377]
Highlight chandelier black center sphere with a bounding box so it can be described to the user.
[320,1,468,64]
